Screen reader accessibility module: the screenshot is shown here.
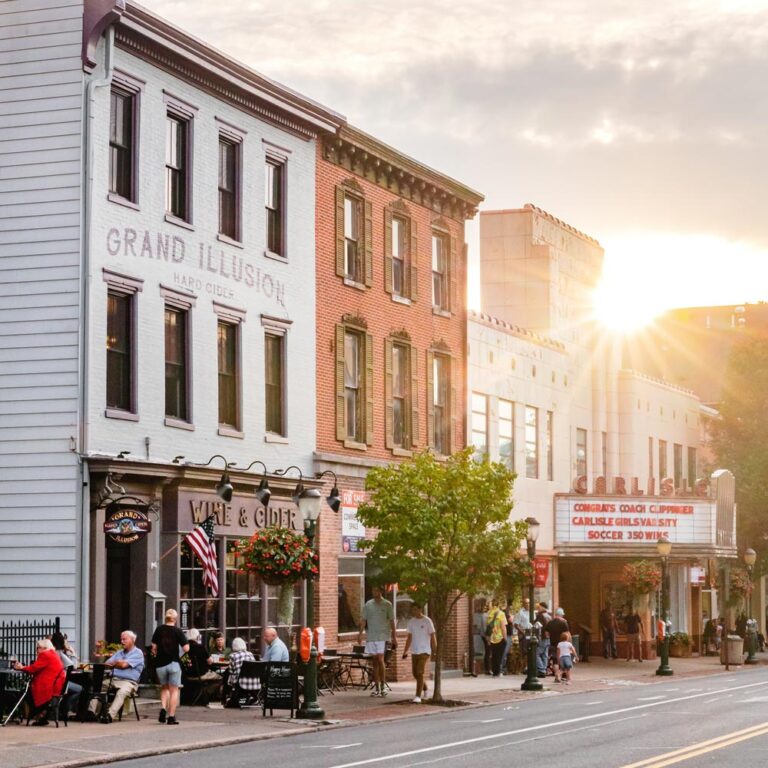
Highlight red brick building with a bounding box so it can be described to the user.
[313,125,483,677]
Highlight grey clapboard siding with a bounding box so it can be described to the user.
[0,0,83,641]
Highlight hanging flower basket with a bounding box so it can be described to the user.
[235,527,319,587]
[621,560,662,598]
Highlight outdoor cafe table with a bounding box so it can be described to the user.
[0,668,30,726]
[335,652,373,689]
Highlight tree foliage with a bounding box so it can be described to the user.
[711,335,768,563]
[357,448,525,702]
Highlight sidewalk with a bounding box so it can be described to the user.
[1,654,762,768]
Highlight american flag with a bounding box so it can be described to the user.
[185,515,219,597]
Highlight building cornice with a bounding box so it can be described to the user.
[469,310,566,352]
[323,126,484,223]
[618,368,698,399]
[481,203,602,247]
[103,1,345,139]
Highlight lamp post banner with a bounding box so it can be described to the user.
[533,558,549,588]
[555,495,718,546]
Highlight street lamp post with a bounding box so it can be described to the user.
[521,517,543,692]
[656,535,673,677]
[744,547,758,665]
[295,483,324,719]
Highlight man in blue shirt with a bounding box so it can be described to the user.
[88,630,145,722]
[262,627,289,662]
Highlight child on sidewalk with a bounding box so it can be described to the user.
[556,631,578,685]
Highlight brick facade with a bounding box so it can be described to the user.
[313,126,483,678]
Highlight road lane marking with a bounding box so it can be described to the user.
[401,715,648,768]
[301,743,363,750]
[620,721,768,767]
[583,701,604,706]
[637,696,666,701]
[328,680,768,768]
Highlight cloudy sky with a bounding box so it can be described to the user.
[143,0,768,320]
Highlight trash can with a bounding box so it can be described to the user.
[720,634,744,665]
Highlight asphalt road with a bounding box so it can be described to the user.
[113,668,768,768]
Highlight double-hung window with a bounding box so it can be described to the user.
[344,195,362,282]
[109,89,135,201]
[164,307,188,421]
[218,137,240,240]
[525,406,539,479]
[265,160,284,256]
[498,399,514,470]
[344,330,363,443]
[264,332,285,435]
[217,321,239,430]
[432,232,448,311]
[392,343,409,448]
[165,115,188,220]
[432,355,450,455]
[106,293,133,411]
[471,393,488,461]
[575,427,588,478]
[392,217,406,296]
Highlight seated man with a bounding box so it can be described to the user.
[208,632,231,660]
[262,627,289,663]
[87,630,144,723]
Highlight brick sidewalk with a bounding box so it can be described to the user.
[0,654,761,768]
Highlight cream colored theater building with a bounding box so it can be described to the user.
[469,205,737,657]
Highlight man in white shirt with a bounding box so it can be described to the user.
[402,604,436,703]
[514,598,532,658]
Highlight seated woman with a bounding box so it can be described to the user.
[13,639,65,725]
[183,628,223,704]
[51,632,82,719]
[223,637,256,706]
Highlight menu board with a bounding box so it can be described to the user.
[262,662,297,717]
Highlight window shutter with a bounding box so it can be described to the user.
[426,349,435,449]
[364,199,373,287]
[365,332,374,445]
[449,359,458,455]
[449,233,458,312]
[409,218,418,301]
[384,338,393,449]
[335,324,346,441]
[383,209,393,294]
[410,343,419,447]
[335,187,345,277]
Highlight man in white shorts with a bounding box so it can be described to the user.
[358,585,397,697]
[402,604,436,703]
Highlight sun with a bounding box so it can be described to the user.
[592,279,662,333]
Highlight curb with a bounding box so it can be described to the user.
[20,663,765,768]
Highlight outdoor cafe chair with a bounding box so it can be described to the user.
[85,664,114,722]
[25,667,68,728]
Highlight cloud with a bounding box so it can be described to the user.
[141,0,768,288]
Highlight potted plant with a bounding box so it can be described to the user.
[668,632,692,657]
[234,527,319,626]
[93,640,121,663]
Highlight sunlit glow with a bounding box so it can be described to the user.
[592,232,768,334]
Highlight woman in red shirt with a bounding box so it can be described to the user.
[13,639,65,725]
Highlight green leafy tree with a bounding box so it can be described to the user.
[712,335,768,566]
[357,448,526,703]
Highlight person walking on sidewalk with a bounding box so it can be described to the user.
[402,604,436,703]
[545,608,570,682]
[600,602,619,659]
[535,602,552,677]
[151,609,189,724]
[557,631,578,685]
[486,600,507,677]
[625,608,644,662]
[359,585,397,697]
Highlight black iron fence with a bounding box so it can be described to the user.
[0,617,60,665]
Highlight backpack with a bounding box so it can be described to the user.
[484,610,496,638]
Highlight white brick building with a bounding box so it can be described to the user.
[1,0,343,652]
[471,205,736,656]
